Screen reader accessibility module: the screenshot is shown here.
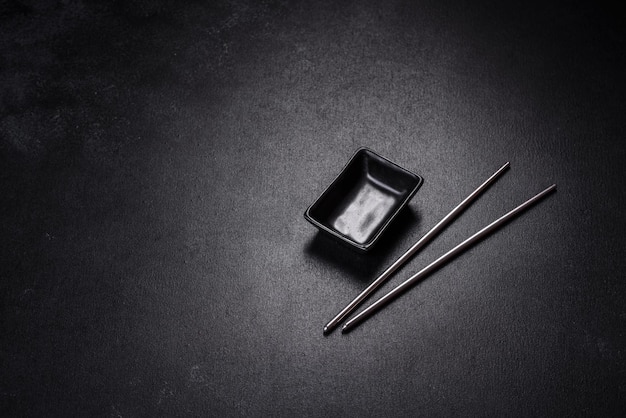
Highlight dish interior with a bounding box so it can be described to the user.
[308,151,419,245]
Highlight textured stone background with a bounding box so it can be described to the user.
[1,0,625,416]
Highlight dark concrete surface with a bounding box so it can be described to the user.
[1,0,625,416]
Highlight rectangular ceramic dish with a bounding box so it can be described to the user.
[304,148,423,252]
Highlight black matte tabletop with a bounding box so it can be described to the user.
[1,1,625,416]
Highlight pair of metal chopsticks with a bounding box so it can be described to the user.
[323,162,556,334]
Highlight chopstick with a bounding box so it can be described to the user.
[323,162,511,334]
[341,184,557,334]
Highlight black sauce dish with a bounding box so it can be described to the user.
[304,148,423,252]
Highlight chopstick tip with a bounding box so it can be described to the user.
[544,184,557,193]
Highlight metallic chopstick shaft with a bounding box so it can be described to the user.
[341,184,557,334]
[323,162,511,335]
